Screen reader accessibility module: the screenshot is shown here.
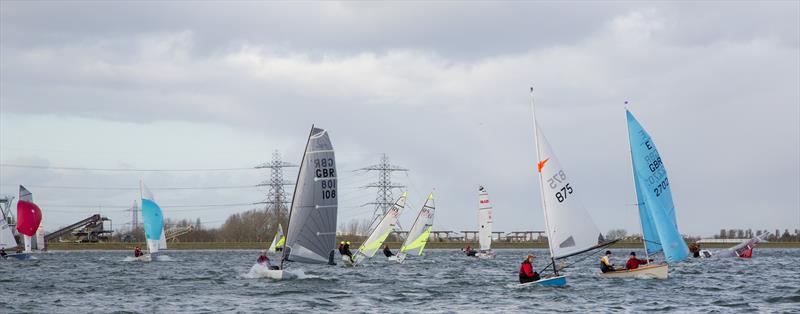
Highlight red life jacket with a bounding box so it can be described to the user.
[257,255,268,264]
[519,261,535,277]
[626,258,648,269]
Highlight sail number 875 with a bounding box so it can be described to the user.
[548,170,573,203]
[555,184,573,203]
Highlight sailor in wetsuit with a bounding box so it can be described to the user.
[600,250,617,273]
[343,241,354,261]
[625,252,651,270]
[519,254,541,283]
[133,246,144,257]
[257,250,280,270]
[0,248,6,259]
[383,244,394,258]
[464,245,477,257]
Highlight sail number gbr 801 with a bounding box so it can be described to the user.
[314,158,336,199]
[547,170,573,203]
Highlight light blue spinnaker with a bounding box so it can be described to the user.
[141,182,167,254]
[627,110,689,263]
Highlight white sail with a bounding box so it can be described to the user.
[0,214,16,249]
[283,126,338,265]
[354,192,406,265]
[399,192,435,256]
[533,123,605,259]
[35,225,45,251]
[477,186,493,250]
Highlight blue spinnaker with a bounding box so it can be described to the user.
[141,199,164,242]
[141,182,166,253]
[627,110,689,263]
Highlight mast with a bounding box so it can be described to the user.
[624,104,650,261]
[529,87,558,275]
[280,125,314,269]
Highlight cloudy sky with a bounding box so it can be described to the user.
[1,1,798,237]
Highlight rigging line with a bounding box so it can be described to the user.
[0,163,259,172]
[541,241,618,274]
[0,183,261,191]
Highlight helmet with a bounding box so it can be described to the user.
[346,241,351,245]
[340,241,345,244]
[261,250,267,254]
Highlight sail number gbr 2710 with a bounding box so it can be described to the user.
[314,157,336,199]
[547,170,573,203]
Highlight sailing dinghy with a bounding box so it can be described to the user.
[600,109,690,279]
[265,126,338,280]
[1,186,42,260]
[140,181,167,262]
[698,232,770,258]
[347,192,406,266]
[526,88,613,287]
[268,223,285,253]
[475,186,496,259]
[395,192,435,263]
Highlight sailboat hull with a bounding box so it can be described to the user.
[134,254,152,262]
[475,250,496,259]
[3,253,32,260]
[520,275,567,287]
[341,255,355,267]
[599,264,668,279]
[264,269,299,280]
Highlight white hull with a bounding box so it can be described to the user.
[387,255,398,262]
[135,254,152,262]
[263,269,288,280]
[341,255,355,267]
[475,250,496,259]
[599,264,668,279]
[394,253,407,263]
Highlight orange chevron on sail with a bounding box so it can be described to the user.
[537,158,549,173]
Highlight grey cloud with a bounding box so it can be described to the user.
[1,2,798,235]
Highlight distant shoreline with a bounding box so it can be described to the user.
[42,241,800,251]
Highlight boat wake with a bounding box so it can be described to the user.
[242,263,315,280]
[154,255,175,262]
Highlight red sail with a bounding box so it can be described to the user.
[16,200,42,236]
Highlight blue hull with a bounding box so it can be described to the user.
[3,253,32,260]
[520,275,567,287]
[536,275,567,286]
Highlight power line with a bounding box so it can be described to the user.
[357,153,408,222]
[0,183,261,191]
[0,163,259,172]
[39,202,262,209]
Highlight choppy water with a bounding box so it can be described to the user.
[1,248,799,313]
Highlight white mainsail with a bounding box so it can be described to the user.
[35,225,45,251]
[0,212,16,249]
[477,186,493,251]
[354,192,406,265]
[399,192,435,256]
[532,96,605,260]
[282,126,338,266]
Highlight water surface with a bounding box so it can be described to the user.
[2,248,798,313]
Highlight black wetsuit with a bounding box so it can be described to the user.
[343,244,353,260]
[383,247,394,257]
